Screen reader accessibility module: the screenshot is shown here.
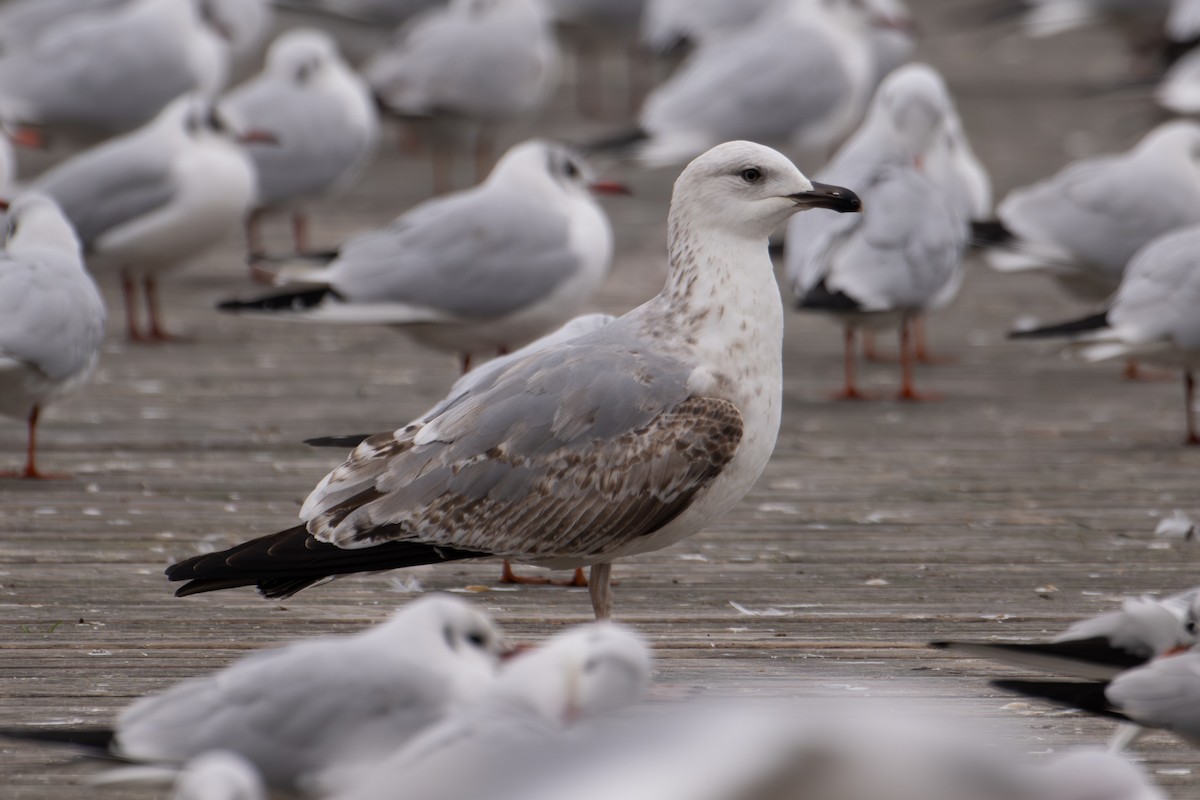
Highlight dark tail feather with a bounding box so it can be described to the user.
[578,127,648,155]
[0,727,115,754]
[247,250,340,266]
[970,219,1014,248]
[304,434,374,448]
[1009,311,1109,340]
[795,278,863,313]
[166,525,490,599]
[217,286,337,313]
[990,679,1128,721]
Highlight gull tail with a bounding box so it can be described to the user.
[304,434,374,448]
[0,726,116,756]
[165,525,489,599]
[990,678,1127,721]
[217,286,338,314]
[969,219,1014,248]
[929,638,1144,680]
[1008,312,1108,340]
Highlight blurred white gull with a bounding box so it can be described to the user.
[621,0,879,167]
[0,596,508,793]
[33,94,265,342]
[934,586,1200,679]
[365,0,560,188]
[324,622,651,800]
[280,0,444,26]
[638,0,776,54]
[0,0,233,138]
[1157,43,1200,113]
[165,142,861,618]
[219,140,623,373]
[1010,224,1200,445]
[984,121,1200,304]
[222,29,380,256]
[0,194,105,479]
[788,64,970,400]
[1031,749,1167,800]
[0,0,271,65]
[172,752,267,800]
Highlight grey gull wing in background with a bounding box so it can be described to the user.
[0,596,508,794]
[323,622,651,800]
[638,0,776,54]
[33,94,262,342]
[218,140,620,373]
[1010,224,1200,445]
[933,586,1200,680]
[166,141,862,619]
[984,121,1200,303]
[787,64,969,401]
[625,0,876,166]
[0,0,231,139]
[222,28,379,255]
[0,193,106,479]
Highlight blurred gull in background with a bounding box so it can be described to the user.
[222,29,379,257]
[0,193,105,479]
[218,140,621,373]
[32,95,266,342]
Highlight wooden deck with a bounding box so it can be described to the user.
[3,1,1199,796]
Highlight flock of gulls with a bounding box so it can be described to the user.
[2,0,1200,798]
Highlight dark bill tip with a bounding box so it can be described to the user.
[789,182,862,214]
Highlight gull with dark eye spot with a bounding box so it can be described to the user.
[32,94,267,342]
[0,595,509,794]
[169,141,859,619]
[221,29,379,260]
[0,193,104,479]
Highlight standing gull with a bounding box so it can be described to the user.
[219,140,623,373]
[0,194,105,478]
[166,141,862,618]
[0,596,509,793]
[222,29,379,256]
[33,94,266,342]
[1010,224,1200,445]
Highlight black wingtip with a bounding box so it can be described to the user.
[578,126,649,155]
[0,727,116,753]
[216,286,333,313]
[970,219,1014,248]
[1008,311,1109,340]
[989,678,1128,721]
[303,434,374,448]
[794,278,863,313]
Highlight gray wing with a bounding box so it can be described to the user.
[32,137,176,249]
[0,251,105,381]
[222,80,374,208]
[301,321,744,559]
[1108,225,1200,350]
[327,188,581,319]
[117,635,449,787]
[999,156,1200,278]
[1107,654,1200,736]
[641,21,847,143]
[824,166,967,311]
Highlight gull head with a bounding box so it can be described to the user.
[266,29,341,86]
[173,751,266,800]
[871,63,954,161]
[0,192,81,257]
[672,141,860,240]
[489,139,628,199]
[493,622,651,725]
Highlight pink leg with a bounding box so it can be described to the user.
[499,561,589,586]
[1,407,68,479]
[897,319,941,402]
[122,272,146,342]
[145,277,185,342]
[459,353,473,375]
[1186,371,1199,446]
[830,328,871,400]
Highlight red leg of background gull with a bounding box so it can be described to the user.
[459,352,473,375]
[291,210,310,253]
[1124,359,1141,380]
[145,277,184,342]
[122,272,145,342]
[1186,371,1199,446]
[897,319,940,402]
[830,328,870,400]
[0,407,67,479]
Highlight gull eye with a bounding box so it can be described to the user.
[465,630,488,648]
[740,167,762,183]
[563,159,579,179]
